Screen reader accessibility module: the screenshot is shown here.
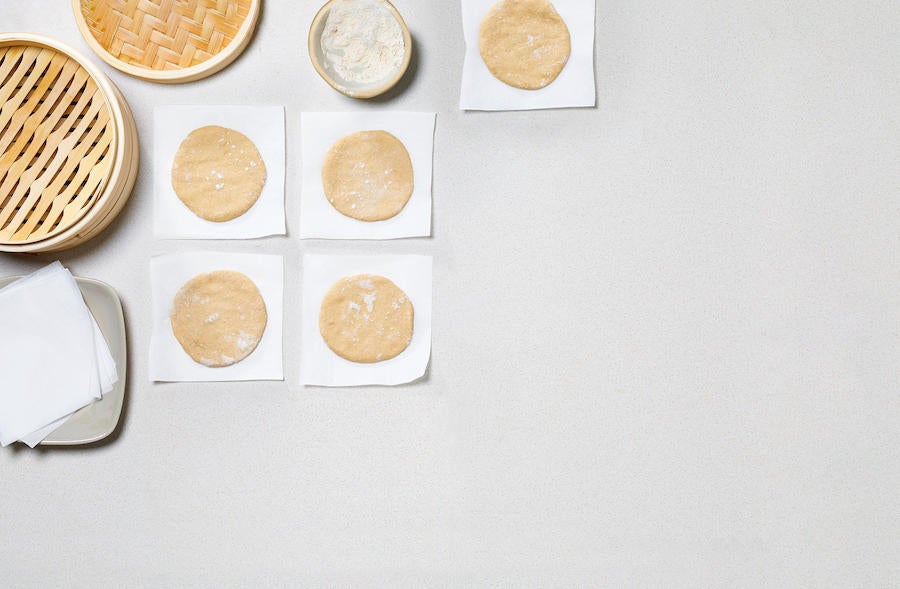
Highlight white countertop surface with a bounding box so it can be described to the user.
[1,1,897,585]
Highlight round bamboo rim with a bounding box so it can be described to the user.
[308,0,413,99]
[0,33,137,254]
[0,33,118,246]
[72,0,261,84]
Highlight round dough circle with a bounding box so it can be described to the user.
[319,274,414,363]
[478,0,571,90]
[321,130,414,222]
[170,270,268,367]
[171,125,267,222]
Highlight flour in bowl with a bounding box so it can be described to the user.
[320,0,406,85]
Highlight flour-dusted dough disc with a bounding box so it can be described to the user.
[171,125,267,222]
[319,274,414,363]
[170,270,268,367]
[321,130,414,222]
[478,0,571,90]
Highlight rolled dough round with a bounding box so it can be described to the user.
[478,0,571,90]
[321,130,414,222]
[170,270,268,367]
[319,274,413,363]
[171,125,267,222]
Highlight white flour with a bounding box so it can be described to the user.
[321,0,405,85]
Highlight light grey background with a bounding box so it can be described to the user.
[1,1,897,586]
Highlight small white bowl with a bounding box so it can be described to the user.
[308,0,413,99]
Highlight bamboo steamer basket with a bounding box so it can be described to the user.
[0,33,138,254]
[72,0,261,83]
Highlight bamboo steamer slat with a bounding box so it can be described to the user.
[20,97,137,253]
[0,40,115,245]
[29,84,139,253]
[72,0,260,83]
[0,33,138,254]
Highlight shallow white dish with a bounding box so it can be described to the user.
[0,276,126,445]
[308,0,413,99]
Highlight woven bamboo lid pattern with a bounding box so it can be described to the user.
[73,0,260,83]
[0,39,116,245]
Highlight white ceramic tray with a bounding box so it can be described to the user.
[0,275,126,445]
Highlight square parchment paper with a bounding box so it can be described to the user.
[149,252,284,382]
[154,106,286,239]
[460,0,596,110]
[300,254,433,386]
[300,112,435,239]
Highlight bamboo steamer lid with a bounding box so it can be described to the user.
[0,33,138,254]
[72,0,261,83]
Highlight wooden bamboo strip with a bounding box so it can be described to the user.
[0,48,53,153]
[0,91,108,241]
[0,68,93,225]
[0,46,28,102]
[12,131,111,240]
[30,105,137,253]
[0,55,87,174]
[28,107,112,240]
[0,73,97,232]
[42,84,139,252]
[0,47,38,109]
[0,53,80,165]
[13,103,111,241]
